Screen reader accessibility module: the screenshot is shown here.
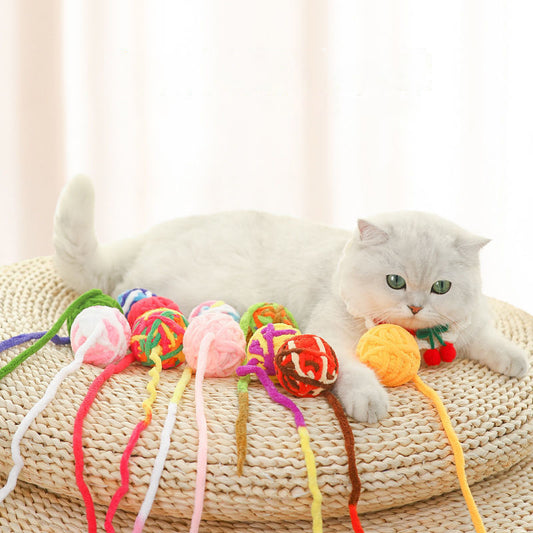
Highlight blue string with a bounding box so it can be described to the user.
[0,332,70,353]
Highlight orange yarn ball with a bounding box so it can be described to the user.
[356,324,421,387]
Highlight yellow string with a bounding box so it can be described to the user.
[297,426,323,533]
[171,367,193,404]
[142,346,163,423]
[412,375,486,533]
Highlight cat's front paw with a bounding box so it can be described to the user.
[470,333,530,378]
[487,342,530,378]
[333,364,389,423]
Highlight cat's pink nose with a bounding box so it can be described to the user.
[408,305,423,315]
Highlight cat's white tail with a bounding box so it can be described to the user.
[53,175,139,295]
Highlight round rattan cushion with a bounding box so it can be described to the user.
[0,257,532,532]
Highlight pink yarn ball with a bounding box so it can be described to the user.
[183,313,246,378]
[70,306,131,367]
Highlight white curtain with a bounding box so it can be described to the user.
[1,0,532,314]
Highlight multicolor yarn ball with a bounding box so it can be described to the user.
[240,302,299,343]
[130,308,188,369]
[188,300,241,323]
[246,322,301,377]
[70,305,132,367]
[117,288,156,318]
[356,324,420,387]
[183,313,246,377]
[275,334,339,397]
[127,296,181,327]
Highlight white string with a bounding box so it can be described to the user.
[0,324,102,503]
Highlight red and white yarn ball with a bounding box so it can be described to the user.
[183,312,246,378]
[275,334,339,397]
[70,305,131,367]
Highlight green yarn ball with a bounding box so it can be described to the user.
[239,302,299,344]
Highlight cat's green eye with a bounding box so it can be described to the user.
[386,274,406,290]
[431,280,452,294]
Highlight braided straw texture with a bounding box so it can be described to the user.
[1,257,532,532]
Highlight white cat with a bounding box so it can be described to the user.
[53,175,529,423]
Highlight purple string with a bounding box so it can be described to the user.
[0,332,70,353]
[236,364,306,428]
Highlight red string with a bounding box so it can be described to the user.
[105,417,150,532]
[349,504,365,533]
[73,352,135,533]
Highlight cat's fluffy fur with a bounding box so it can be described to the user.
[53,176,529,422]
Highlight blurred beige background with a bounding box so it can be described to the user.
[0,0,532,314]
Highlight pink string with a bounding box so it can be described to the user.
[73,352,135,533]
[189,333,214,533]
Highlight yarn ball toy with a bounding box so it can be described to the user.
[189,300,241,323]
[130,307,188,369]
[183,312,246,377]
[235,322,301,475]
[274,334,364,533]
[0,289,115,381]
[356,324,486,533]
[127,295,181,327]
[116,287,156,318]
[0,299,131,505]
[356,323,420,387]
[70,305,131,367]
[275,334,338,397]
[240,302,299,343]
[138,312,244,533]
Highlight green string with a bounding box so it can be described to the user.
[0,289,120,381]
[416,324,449,349]
[237,374,251,393]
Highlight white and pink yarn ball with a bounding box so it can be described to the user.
[183,312,245,377]
[188,300,241,323]
[70,306,131,366]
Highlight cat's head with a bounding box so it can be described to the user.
[335,211,490,331]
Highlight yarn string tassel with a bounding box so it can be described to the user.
[0,332,70,353]
[0,288,106,380]
[412,375,486,533]
[323,391,364,533]
[105,346,164,533]
[189,333,215,533]
[0,323,104,503]
[236,364,323,533]
[73,352,136,533]
[235,374,251,476]
[133,366,193,533]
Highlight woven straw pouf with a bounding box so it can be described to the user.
[0,257,532,533]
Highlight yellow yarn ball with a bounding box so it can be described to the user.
[356,324,421,387]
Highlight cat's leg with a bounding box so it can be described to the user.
[305,296,389,423]
[461,323,529,378]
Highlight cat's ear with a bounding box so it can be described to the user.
[357,219,389,246]
[456,234,491,254]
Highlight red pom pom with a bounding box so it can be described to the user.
[439,342,456,362]
[423,348,441,366]
[127,296,181,327]
[275,334,338,397]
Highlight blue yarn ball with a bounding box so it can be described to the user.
[116,288,156,318]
